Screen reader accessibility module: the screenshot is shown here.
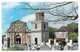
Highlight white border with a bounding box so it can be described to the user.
[0,0,79,2]
[0,0,79,52]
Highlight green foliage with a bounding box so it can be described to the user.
[68,33,78,42]
[49,27,57,39]
[67,22,78,32]
[2,46,24,51]
[10,46,24,50]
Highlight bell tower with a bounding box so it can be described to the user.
[35,8,44,21]
[31,8,49,45]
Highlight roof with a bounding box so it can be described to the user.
[56,26,73,32]
[7,20,30,33]
[12,20,26,24]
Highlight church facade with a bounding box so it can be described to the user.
[6,20,31,47]
[3,9,49,47]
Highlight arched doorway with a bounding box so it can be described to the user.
[35,38,38,44]
[16,35,21,44]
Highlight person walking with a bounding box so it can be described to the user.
[52,46,55,51]
[28,45,30,51]
[32,44,35,51]
[37,45,40,50]
[29,44,32,50]
[63,41,68,50]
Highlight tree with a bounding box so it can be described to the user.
[68,33,78,43]
[67,22,78,32]
[19,2,78,23]
[49,27,57,39]
[45,2,78,22]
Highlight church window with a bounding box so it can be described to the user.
[42,13,44,16]
[36,14,39,20]
[35,24,37,29]
[44,24,46,29]
[12,25,14,31]
[38,15,40,19]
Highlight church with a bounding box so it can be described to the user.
[3,9,49,47]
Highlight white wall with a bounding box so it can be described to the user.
[31,21,49,45]
[31,32,42,45]
[55,32,68,38]
[31,22,42,31]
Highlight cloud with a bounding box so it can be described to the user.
[29,2,39,6]
[21,14,35,22]
[9,16,13,19]
[49,22,64,29]
[2,2,19,9]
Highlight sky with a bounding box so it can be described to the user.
[1,2,78,35]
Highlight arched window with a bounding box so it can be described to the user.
[36,14,39,20]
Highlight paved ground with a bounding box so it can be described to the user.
[16,43,78,51]
[16,44,51,51]
[72,43,78,50]
[40,45,51,50]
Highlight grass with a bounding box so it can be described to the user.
[2,46,24,51]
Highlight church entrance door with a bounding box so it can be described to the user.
[16,35,21,44]
[35,38,38,44]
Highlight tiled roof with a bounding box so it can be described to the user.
[56,26,73,32]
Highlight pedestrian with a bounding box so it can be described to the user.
[32,45,35,51]
[52,46,55,51]
[37,44,40,50]
[63,41,68,50]
[29,44,32,50]
[59,42,63,50]
[28,45,30,51]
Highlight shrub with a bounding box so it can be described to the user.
[68,33,78,43]
[10,46,24,50]
[2,46,24,51]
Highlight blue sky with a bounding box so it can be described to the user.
[1,2,78,35]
